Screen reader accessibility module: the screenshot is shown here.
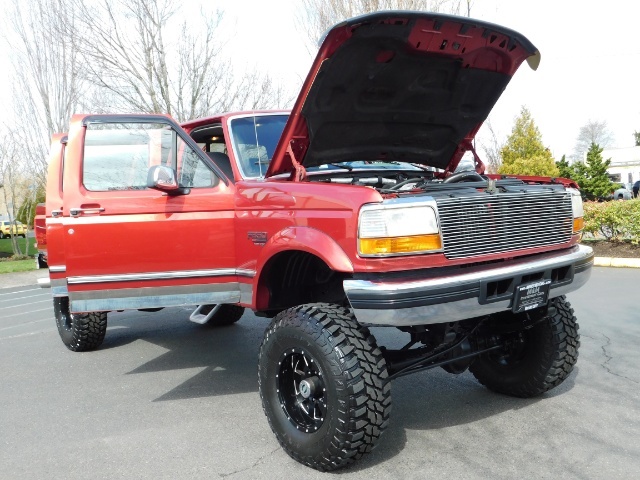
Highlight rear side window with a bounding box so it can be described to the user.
[83,123,217,191]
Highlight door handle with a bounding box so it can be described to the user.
[70,207,105,217]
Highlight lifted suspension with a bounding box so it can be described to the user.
[383,322,523,383]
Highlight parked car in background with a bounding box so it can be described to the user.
[0,220,26,238]
[612,187,632,200]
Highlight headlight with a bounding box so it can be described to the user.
[567,188,584,233]
[358,202,442,256]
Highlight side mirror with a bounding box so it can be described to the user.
[147,166,190,196]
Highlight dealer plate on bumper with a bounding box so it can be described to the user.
[512,279,552,313]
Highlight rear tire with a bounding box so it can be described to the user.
[470,296,579,397]
[54,297,107,352]
[258,303,391,471]
[36,253,48,269]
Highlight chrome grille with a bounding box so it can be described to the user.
[436,190,573,259]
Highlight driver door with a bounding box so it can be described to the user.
[61,114,239,313]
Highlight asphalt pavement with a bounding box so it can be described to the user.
[1,267,639,479]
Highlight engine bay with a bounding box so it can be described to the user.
[307,165,570,199]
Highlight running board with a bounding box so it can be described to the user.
[189,304,221,324]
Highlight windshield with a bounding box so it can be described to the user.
[228,114,425,178]
[229,115,288,178]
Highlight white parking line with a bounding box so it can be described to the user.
[0,288,41,297]
[0,292,50,303]
[0,317,52,332]
[0,307,53,321]
[0,299,51,311]
[0,329,55,341]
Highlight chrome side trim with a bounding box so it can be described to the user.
[239,283,253,304]
[49,265,66,273]
[37,276,70,298]
[51,278,69,297]
[67,268,256,285]
[70,283,242,312]
[236,269,256,278]
[344,245,593,327]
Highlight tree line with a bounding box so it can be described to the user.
[0,0,292,256]
[0,0,468,256]
[490,106,640,201]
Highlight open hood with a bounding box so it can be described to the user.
[267,11,539,178]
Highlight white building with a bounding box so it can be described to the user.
[603,146,640,188]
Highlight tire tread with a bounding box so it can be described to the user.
[258,303,391,471]
[470,296,579,397]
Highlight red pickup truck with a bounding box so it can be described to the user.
[40,12,593,471]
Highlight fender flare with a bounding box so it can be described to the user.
[251,227,354,308]
[256,226,354,274]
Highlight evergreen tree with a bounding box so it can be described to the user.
[556,154,575,180]
[498,106,559,176]
[572,143,613,200]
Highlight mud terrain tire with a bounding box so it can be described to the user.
[54,297,107,352]
[470,295,579,397]
[258,303,391,471]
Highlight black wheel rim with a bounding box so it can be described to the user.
[277,348,327,432]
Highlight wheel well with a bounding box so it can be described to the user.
[257,251,348,311]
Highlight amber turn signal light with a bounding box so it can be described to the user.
[359,234,442,256]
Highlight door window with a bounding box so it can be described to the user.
[83,123,216,191]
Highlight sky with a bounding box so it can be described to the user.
[2,0,639,160]
[212,0,640,159]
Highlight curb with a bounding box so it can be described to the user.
[593,257,640,268]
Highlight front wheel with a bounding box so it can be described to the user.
[470,295,579,397]
[54,297,107,351]
[258,303,391,471]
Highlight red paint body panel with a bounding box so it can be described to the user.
[44,133,68,277]
[266,12,539,177]
[43,15,582,316]
[34,203,46,252]
[44,111,581,313]
[53,114,237,301]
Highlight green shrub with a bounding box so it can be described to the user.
[583,199,640,244]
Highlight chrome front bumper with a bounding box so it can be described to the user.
[343,245,594,327]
